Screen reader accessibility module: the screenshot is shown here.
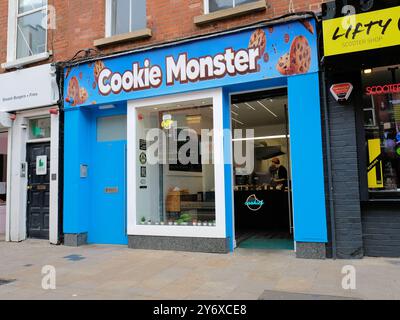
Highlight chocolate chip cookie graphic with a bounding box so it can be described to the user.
[289,35,311,74]
[276,53,292,75]
[79,87,89,104]
[248,29,267,56]
[67,76,80,106]
[276,36,312,76]
[299,20,314,34]
[94,60,105,81]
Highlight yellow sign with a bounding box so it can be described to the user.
[323,6,400,56]
[367,139,383,189]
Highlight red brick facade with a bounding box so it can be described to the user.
[0,0,325,73]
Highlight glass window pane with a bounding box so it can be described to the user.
[131,0,146,31]
[362,65,400,193]
[16,10,47,59]
[111,0,131,35]
[18,0,47,14]
[97,115,127,142]
[29,118,51,140]
[209,0,233,12]
[136,100,216,227]
[234,0,259,6]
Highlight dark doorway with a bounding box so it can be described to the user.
[231,89,294,250]
[27,142,50,240]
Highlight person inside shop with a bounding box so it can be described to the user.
[269,157,288,188]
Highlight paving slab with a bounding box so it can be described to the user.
[0,240,399,300]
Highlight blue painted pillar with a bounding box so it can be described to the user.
[63,108,92,234]
[288,72,328,243]
[222,88,234,252]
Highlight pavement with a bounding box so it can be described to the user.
[0,238,399,300]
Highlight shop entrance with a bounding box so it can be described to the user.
[27,142,50,240]
[231,89,294,250]
[0,131,7,241]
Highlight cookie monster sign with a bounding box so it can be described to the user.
[64,19,318,108]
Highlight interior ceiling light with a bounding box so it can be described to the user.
[245,102,256,111]
[232,118,244,125]
[232,134,289,141]
[231,110,239,116]
[363,69,372,74]
[232,104,240,109]
[257,101,278,118]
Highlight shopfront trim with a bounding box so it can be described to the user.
[127,89,227,239]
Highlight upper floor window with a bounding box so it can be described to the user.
[107,0,146,37]
[16,0,48,59]
[206,0,259,13]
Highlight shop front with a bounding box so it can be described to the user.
[63,17,327,257]
[322,1,400,258]
[0,63,60,244]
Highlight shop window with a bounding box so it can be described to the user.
[29,117,50,140]
[136,99,216,226]
[15,0,48,60]
[107,0,146,36]
[97,115,127,142]
[206,0,258,13]
[362,65,400,196]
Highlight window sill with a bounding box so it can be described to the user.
[1,52,52,70]
[94,28,152,47]
[194,0,267,26]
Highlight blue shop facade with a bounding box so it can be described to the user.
[63,18,328,257]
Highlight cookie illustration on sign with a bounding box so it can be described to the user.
[66,76,90,106]
[79,87,89,104]
[276,53,292,75]
[67,76,80,106]
[276,35,311,75]
[289,35,311,74]
[299,20,314,34]
[248,29,267,56]
[94,60,105,81]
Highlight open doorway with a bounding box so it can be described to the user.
[231,89,294,250]
[0,131,7,242]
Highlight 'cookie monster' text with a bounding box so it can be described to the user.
[97,47,261,95]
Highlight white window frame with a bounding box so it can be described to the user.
[204,0,256,14]
[105,0,147,38]
[127,89,227,239]
[4,0,49,68]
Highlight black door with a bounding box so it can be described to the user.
[27,143,50,239]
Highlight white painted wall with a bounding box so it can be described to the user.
[49,112,59,244]
[6,108,59,243]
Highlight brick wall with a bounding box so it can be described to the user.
[0,0,325,73]
[362,204,400,257]
[325,71,364,259]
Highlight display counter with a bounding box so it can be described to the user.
[234,189,290,231]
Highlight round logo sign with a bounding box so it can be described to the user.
[139,152,147,165]
[244,194,264,211]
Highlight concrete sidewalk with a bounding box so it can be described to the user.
[0,239,399,300]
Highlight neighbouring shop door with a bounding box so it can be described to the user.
[90,115,128,245]
[27,142,50,239]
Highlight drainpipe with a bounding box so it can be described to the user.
[321,67,337,259]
